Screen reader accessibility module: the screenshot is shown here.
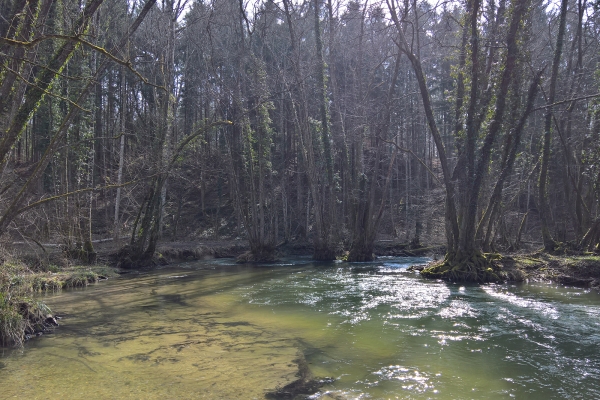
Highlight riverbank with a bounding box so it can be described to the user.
[500,253,600,288]
[118,240,600,289]
[408,252,600,289]
[0,238,438,347]
[3,239,600,348]
[151,239,437,264]
[0,249,119,347]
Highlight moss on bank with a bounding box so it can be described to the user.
[507,253,600,287]
[421,252,506,283]
[419,251,600,288]
[0,257,118,347]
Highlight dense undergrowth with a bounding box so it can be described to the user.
[0,248,117,347]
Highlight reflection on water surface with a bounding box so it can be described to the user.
[1,257,599,399]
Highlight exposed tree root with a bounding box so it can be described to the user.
[421,251,505,283]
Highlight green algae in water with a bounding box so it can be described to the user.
[0,269,300,399]
[1,257,600,399]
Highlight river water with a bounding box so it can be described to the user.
[1,257,599,399]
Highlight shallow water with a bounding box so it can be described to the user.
[1,257,599,399]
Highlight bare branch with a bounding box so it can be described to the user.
[532,92,600,111]
[16,175,160,215]
[0,63,91,112]
[0,34,164,90]
[379,137,442,185]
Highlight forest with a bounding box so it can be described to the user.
[3,1,600,397]
[1,0,600,281]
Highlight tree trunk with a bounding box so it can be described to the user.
[388,0,532,282]
[538,0,568,252]
[347,52,401,262]
[282,0,337,260]
[114,66,126,241]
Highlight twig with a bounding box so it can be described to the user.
[16,175,159,215]
[0,34,164,90]
[0,63,91,112]
[532,92,600,111]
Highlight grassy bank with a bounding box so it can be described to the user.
[411,252,600,288]
[0,253,118,347]
[506,253,600,287]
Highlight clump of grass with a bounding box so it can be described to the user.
[0,292,27,347]
[0,294,55,347]
[0,263,36,347]
[0,246,118,347]
[64,270,98,288]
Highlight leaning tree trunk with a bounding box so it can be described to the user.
[387,0,459,253]
[477,72,543,250]
[0,0,105,176]
[580,219,600,252]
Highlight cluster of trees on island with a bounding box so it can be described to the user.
[1,0,600,280]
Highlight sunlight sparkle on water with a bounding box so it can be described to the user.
[483,285,560,318]
[1,257,599,399]
[370,365,435,394]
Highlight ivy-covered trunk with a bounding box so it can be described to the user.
[538,0,568,252]
[282,0,338,261]
[389,0,536,282]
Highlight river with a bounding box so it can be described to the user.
[1,257,599,399]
